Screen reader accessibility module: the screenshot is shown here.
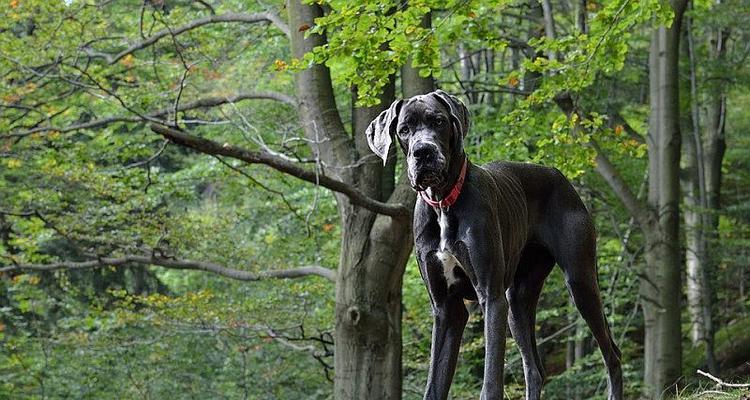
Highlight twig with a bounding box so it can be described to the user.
[125,139,169,169]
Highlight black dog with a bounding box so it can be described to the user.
[366,90,623,400]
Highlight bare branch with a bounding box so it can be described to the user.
[589,139,651,228]
[0,254,335,283]
[83,12,290,65]
[4,92,296,139]
[174,91,297,109]
[150,124,412,219]
[553,94,651,228]
[125,139,170,169]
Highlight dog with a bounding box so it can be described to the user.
[365,90,623,400]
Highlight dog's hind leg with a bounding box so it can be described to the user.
[554,212,623,400]
[506,244,555,400]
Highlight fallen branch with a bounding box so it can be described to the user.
[697,369,750,388]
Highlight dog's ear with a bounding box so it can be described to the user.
[432,89,470,140]
[365,99,403,165]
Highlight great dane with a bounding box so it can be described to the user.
[365,90,623,400]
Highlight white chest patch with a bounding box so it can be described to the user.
[436,250,462,286]
[437,210,465,286]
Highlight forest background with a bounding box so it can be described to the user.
[1,0,749,399]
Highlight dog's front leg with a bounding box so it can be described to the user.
[461,230,509,400]
[479,293,509,400]
[424,295,469,400]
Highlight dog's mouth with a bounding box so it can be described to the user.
[411,168,446,191]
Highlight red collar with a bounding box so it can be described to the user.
[418,157,468,210]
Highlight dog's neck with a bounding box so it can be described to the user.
[420,152,469,209]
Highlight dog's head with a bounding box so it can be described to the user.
[365,90,470,191]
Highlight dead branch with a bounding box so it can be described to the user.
[0,254,335,283]
[697,369,750,388]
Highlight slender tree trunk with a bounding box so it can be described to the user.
[540,0,558,61]
[701,7,728,343]
[641,2,687,395]
[459,45,476,102]
[485,49,496,106]
[577,0,588,34]
[524,0,544,93]
[681,10,720,373]
[683,132,710,347]
[696,37,726,376]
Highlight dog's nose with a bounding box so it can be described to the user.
[412,142,436,161]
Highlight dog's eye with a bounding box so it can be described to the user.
[399,126,409,135]
[434,117,444,127]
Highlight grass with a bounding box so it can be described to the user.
[673,386,749,399]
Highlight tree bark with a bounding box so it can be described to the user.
[641,2,687,395]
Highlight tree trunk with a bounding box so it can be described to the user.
[401,12,434,99]
[641,2,687,395]
[524,0,544,93]
[683,140,710,346]
[566,305,575,398]
[287,2,418,399]
[681,10,721,373]
[701,19,728,359]
[577,0,588,34]
[334,187,413,400]
[540,0,557,61]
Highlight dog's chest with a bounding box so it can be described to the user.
[435,211,466,286]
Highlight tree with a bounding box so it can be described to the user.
[641,1,688,394]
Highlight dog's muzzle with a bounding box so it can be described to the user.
[409,142,446,191]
